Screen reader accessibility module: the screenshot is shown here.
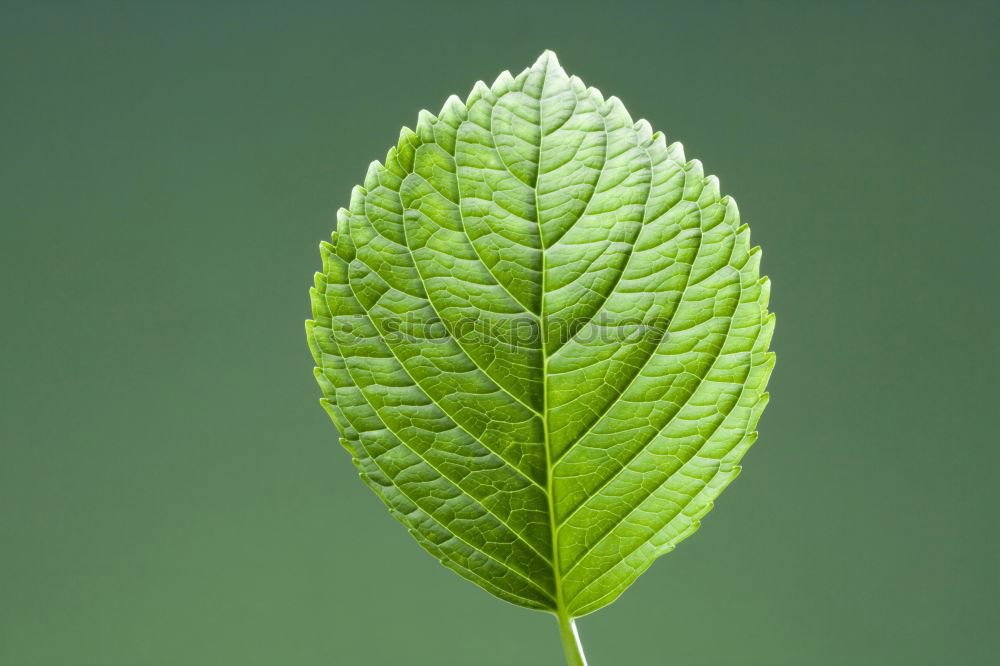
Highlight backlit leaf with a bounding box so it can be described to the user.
[306,50,774,663]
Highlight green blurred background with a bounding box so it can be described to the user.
[2,1,997,664]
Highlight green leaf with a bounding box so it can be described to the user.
[306,50,774,662]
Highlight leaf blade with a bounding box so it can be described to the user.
[307,50,775,621]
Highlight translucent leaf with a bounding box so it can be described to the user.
[306,50,774,652]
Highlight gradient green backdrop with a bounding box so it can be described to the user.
[2,1,997,664]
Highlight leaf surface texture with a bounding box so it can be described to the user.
[307,51,774,617]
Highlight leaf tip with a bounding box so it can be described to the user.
[532,49,568,80]
[536,49,561,68]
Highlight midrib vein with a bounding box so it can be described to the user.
[536,62,567,613]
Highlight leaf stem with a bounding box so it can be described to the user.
[556,609,588,666]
